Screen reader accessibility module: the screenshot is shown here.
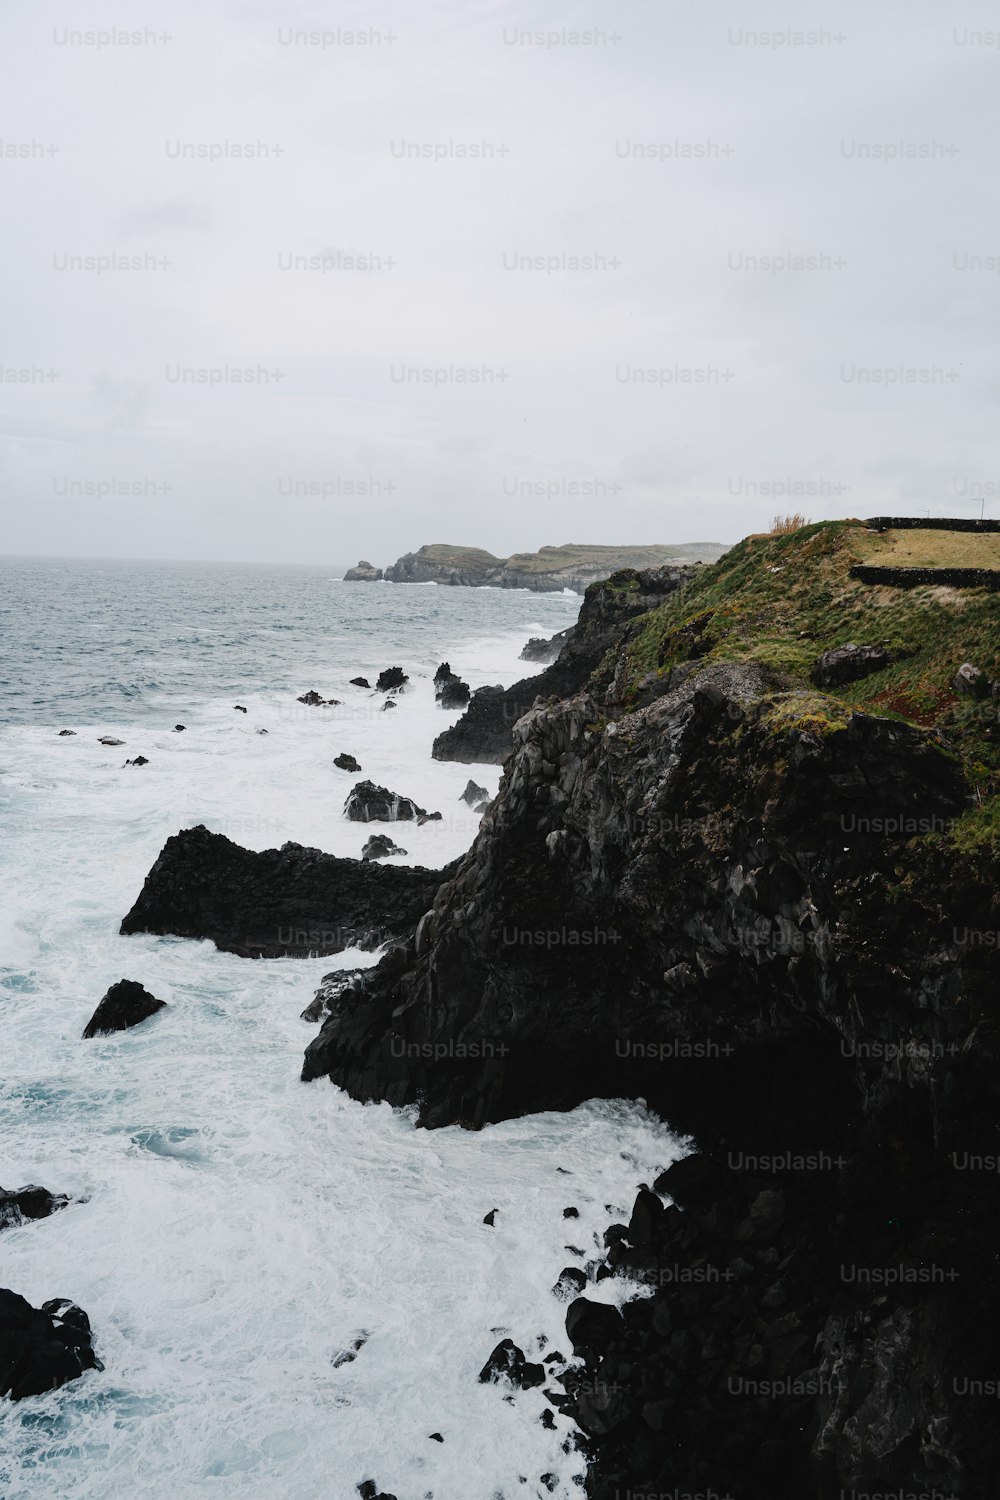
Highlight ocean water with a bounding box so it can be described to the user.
[0,557,684,1500]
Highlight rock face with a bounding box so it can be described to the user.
[810,642,907,687]
[300,968,368,1023]
[432,565,694,764]
[303,641,999,1493]
[384,546,503,587]
[82,980,167,1039]
[1,1186,70,1231]
[343,561,384,582]
[344,781,438,824]
[520,627,575,663]
[383,543,727,593]
[433,662,471,708]
[0,1290,102,1400]
[120,825,451,958]
[361,833,407,861]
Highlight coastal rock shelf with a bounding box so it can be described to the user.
[120,824,453,958]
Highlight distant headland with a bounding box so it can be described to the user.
[342,540,730,593]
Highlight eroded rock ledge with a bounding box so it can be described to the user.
[120,825,454,958]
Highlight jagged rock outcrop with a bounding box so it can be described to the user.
[334,753,362,772]
[375,667,408,693]
[120,825,452,958]
[520,626,575,663]
[344,781,439,824]
[343,560,383,582]
[460,779,489,806]
[1,1290,102,1400]
[300,968,368,1023]
[83,980,167,1039]
[431,565,694,764]
[1,1186,70,1231]
[433,662,471,709]
[297,689,341,706]
[304,653,998,1494]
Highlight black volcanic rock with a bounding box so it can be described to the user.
[434,662,471,709]
[478,1338,545,1389]
[375,667,408,693]
[1,1187,70,1232]
[98,736,124,746]
[460,779,489,806]
[334,753,362,772]
[297,690,341,706]
[520,627,575,663]
[82,980,167,1039]
[1,1289,102,1400]
[300,969,367,1023]
[58,729,76,736]
[361,834,407,861]
[432,564,693,764]
[349,677,371,689]
[123,755,149,766]
[120,824,451,958]
[344,781,435,823]
[305,642,992,1493]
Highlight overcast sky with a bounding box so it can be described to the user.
[2,0,999,565]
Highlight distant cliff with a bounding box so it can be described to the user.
[343,541,729,593]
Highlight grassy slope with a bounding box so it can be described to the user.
[618,521,1000,846]
[502,542,729,573]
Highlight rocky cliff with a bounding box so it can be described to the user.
[432,564,694,764]
[304,522,1000,1496]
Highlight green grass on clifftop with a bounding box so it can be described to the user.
[619,520,1000,844]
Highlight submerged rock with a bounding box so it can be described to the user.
[233,705,247,713]
[57,729,76,736]
[349,677,371,689]
[381,700,396,711]
[344,781,436,824]
[123,755,149,767]
[0,1289,102,1400]
[98,736,124,746]
[361,834,407,861]
[478,1338,545,1390]
[121,824,450,959]
[82,979,167,1039]
[0,1186,70,1232]
[173,724,186,732]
